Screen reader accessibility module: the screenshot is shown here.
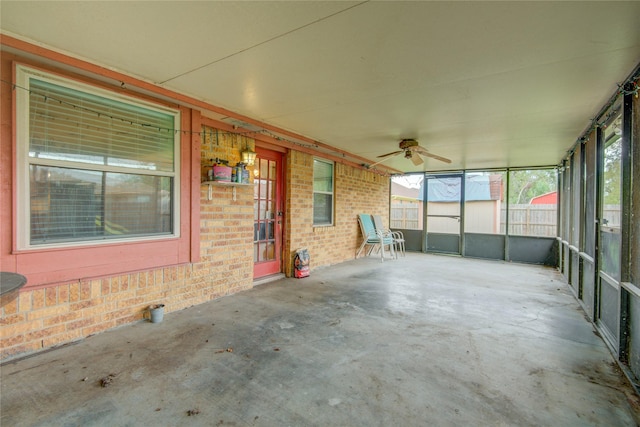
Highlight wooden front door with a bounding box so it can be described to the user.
[253,148,283,278]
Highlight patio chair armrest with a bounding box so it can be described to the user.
[391,231,404,240]
[375,229,392,239]
[366,231,379,239]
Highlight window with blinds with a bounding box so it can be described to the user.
[16,65,180,248]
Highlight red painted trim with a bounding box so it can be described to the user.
[15,239,183,287]
[177,107,192,264]
[10,60,18,257]
[190,109,202,262]
[1,56,17,272]
[255,140,287,154]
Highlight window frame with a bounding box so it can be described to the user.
[312,158,335,226]
[15,64,181,250]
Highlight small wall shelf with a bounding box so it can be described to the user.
[202,181,253,201]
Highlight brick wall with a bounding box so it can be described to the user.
[1,125,390,361]
[199,126,254,293]
[1,266,209,357]
[0,126,255,360]
[284,151,390,275]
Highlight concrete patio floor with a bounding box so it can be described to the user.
[2,253,639,426]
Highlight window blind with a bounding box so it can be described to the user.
[29,79,175,172]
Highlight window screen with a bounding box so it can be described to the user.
[507,168,557,237]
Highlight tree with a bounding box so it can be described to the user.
[508,169,557,204]
[603,138,621,205]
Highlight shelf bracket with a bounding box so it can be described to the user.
[206,182,239,201]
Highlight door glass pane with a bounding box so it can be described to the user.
[268,181,274,199]
[258,243,265,262]
[257,242,275,262]
[268,221,274,240]
[269,161,276,181]
[268,200,275,218]
[260,161,269,180]
[259,180,267,199]
[259,201,267,219]
[266,242,275,260]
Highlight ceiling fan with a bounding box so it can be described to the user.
[369,139,451,168]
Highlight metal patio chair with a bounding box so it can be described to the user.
[372,214,405,257]
[356,214,395,261]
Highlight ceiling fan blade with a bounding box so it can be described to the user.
[422,152,452,164]
[413,146,451,164]
[411,152,424,166]
[377,150,403,158]
[368,151,402,168]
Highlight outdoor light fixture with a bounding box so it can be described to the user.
[242,149,257,166]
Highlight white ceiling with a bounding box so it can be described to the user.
[2,1,640,172]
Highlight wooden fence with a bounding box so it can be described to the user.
[393,201,620,238]
[391,201,421,229]
[501,204,557,237]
